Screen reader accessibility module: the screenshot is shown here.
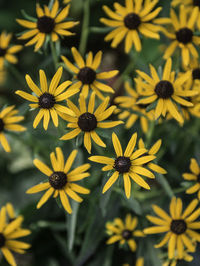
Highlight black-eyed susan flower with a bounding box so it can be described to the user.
[106,214,144,252]
[60,92,123,153]
[172,0,200,30]
[182,158,200,200]
[136,58,198,123]
[0,105,26,152]
[26,147,90,214]
[89,132,156,198]
[0,32,22,70]
[61,47,119,99]
[114,81,154,133]
[162,246,194,266]
[16,67,79,130]
[138,138,167,174]
[123,257,144,266]
[144,197,200,260]
[100,0,164,53]
[0,206,31,266]
[16,0,79,52]
[162,5,200,66]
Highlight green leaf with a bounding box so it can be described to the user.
[157,173,174,198]
[21,9,37,22]
[67,201,79,251]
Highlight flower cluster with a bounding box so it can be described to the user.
[1,0,200,265]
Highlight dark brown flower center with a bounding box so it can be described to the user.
[37,16,55,33]
[170,219,187,235]
[155,80,174,99]
[49,171,67,189]
[176,27,193,44]
[39,93,55,109]
[0,118,4,132]
[124,13,141,30]
[122,229,132,240]
[193,0,200,7]
[114,156,131,173]
[0,48,6,57]
[78,112,97,132]
[192,68,200,80]
[77,67,96,84]
[0,233,5,248]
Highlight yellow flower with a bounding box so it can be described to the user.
[114,81,154,133]
[0,206,31,266]
[0,105,26,152]
[138,138,167,174]
[106,214,144,252]
[162,5,200,66]
[89,132,156,198]
[100,0,163,53]
[144,197,200,260]
[60,92,123,153]
[16,0,79,52]
[26,147,90,214]
[136,58,198,123]
[15,67,79,130]
[0,32,22,70]
[182,158,200,199]
[61,47,118,99]
[171,0,200,30]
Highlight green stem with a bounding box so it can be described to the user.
[79,0,90,55]
[145,120,155,147]
[50,40,58,69]
[7,64,25,86]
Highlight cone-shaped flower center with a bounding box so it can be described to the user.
[0,118,4,132]
[155,80,174,99]
[192,68,200,80]
[37,16,55,33]
[170,219,187,235]
[49,171,67,189]
[122,229,132,240]
[0,48,6,57]
[176,27,193,44]
[124,13,141,30]
[77,67,96,84]
[39,93,55,109]
[78,112,97,132]
[0,233,5,248]
[193,0,200,7]
[114,156,131,173]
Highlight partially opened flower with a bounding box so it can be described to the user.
[16,0,79,52]
[171,0,200,30]
[0,206,31,266]
[182,158,200,199]
[0,32,22,70]
[114,81,154,133]
[138,138,167,174]
[26,147,90,214]
[162,5,200,66]
[106,214,144,252]
[136,58,198,123]
[61,47,119,99]
[0,105,26,152]
[60,92,123,153]
[89,132,156,198]
[100,0,163,53]
[144,197,200,260]
[16,67,79,130]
